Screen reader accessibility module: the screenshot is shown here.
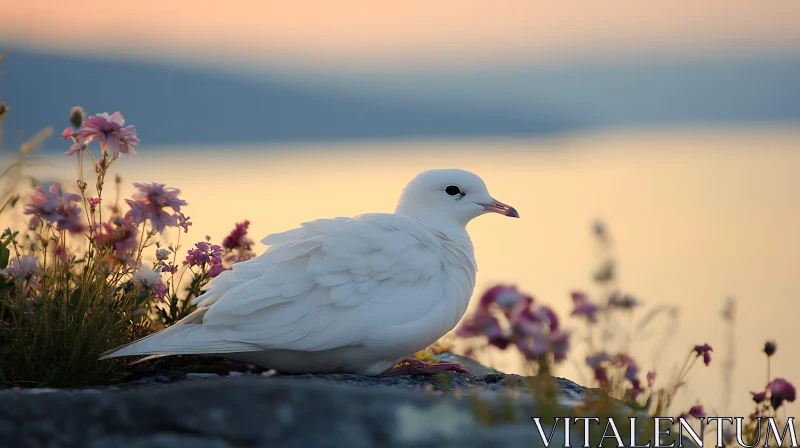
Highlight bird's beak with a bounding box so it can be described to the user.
[482,199,519,218]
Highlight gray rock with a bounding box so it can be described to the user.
[0,357,647,448]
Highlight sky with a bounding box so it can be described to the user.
[2,0,800,72]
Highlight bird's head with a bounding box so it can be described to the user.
[395,169,518,232]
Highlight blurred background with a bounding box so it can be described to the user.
[1,0,798,416]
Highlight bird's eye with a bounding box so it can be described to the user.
[445,185,462,196]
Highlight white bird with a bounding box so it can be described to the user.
[101,169,518,376]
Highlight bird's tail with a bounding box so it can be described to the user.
[99,308,261,360]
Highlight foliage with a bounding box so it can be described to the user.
[0,106,255,387]
[456,222,796,446]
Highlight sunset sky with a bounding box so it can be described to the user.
[3,0,800,72]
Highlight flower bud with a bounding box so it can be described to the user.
[69,106,85,129]
[156,249,170,261]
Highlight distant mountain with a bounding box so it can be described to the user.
[310,54,800,130]
[0,51,568,150]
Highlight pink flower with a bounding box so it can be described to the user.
[74,112,139,159]
[24,184,60,224]
[125,183,187,233]
[612,353,641,384]
[586,352,609,369]
[517,327,569,362]
[62,127,85,157]
[625,363,640,383]
[766,378,796,409]
[457,310,509,349]
[693,343,713,366]
[1,255,42,294]
[751,391,767,404]
[679,405,706,420]
[64,142,84,157]
[152,281,167,302]
[480,285,527,310]
[53,244,69,262]
[94,216,138,263]
[571,291,599,323]
[262,369,278,377]
[160,263,179,274]
[594,367,608,383]
[459,284,570,363]
[87,197,101,213]
[184,241,223,270]
[475,285,532,323]
[177,213,192,233]
[208,264,230,278]
[535,306,560,332]
[222,220,254,251]
[627,378,644,398]
[647,371,656,387]
[548,330,570,362]
[510,306,540,336]
[228,371,244,377]
[23,183,85,233]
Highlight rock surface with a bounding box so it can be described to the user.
[0,356,644,448]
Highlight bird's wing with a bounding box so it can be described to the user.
[104,214,449,358]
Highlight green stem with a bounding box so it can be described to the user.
[766,358,771,385]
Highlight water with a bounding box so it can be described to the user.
[7,124,800,416]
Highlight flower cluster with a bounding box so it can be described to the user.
[23,183,85,233]
[63,112,139,159]
[222,220,255,263]
[586,352,646,398]
[741,342,797,438]
[749,342,796,414]
[125,183,187,233]
[457,285,569,363]
[1,255,42,294]
[184,238,224,275]
[222,220,254,251]
[0,106,249,386]
[93,216,138,264]
[765,378,796,409]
